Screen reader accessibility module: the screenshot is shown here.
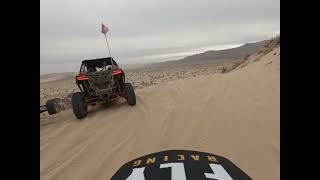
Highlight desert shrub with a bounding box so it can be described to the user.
[244,53,250,60]
[221,66,227,73]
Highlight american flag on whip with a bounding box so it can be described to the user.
[101,23,109,34]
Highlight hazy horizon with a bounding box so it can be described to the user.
[41,0,280,74]
[41,42,247,75]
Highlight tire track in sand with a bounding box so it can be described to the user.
[41,112,134,180]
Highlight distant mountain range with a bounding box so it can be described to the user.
[152,40,269,66]
[185,40,267,60]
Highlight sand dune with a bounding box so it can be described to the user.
[40,46,279,180]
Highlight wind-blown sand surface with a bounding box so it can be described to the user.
[40,46,279,180]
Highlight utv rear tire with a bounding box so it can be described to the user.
[71,92,88,119]
[125,83,136,106]
[46,99,61,115]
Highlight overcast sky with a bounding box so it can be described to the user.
[40,0,280,74]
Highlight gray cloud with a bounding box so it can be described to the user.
[40,0,279,74]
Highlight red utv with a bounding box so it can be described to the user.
[72,57,136,119]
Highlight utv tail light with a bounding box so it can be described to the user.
[112,68,122,75]
[76,73,89,80]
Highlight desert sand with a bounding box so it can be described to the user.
[40,44,280,179]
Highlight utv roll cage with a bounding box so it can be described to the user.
[79,57,118,72]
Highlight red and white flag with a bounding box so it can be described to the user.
[101,23,109,34]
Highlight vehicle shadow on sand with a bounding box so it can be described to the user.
[85,100,128,118]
